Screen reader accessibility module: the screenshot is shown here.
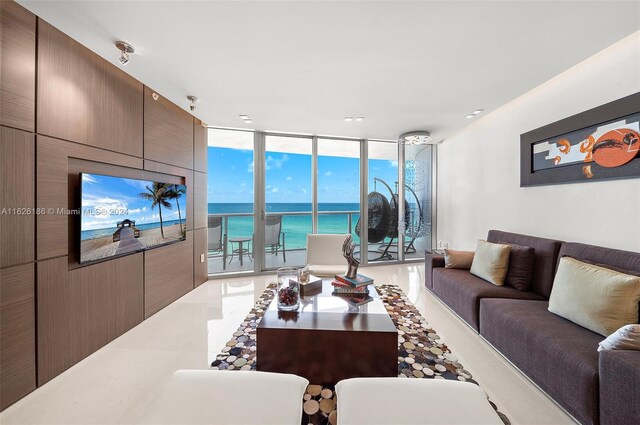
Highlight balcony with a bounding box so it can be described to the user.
[207,209,429,274]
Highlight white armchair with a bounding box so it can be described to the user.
[306,233,350,277]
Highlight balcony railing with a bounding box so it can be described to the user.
[207,211,360,270]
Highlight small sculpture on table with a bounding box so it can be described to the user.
[342,235,360,279]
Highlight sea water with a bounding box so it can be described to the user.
[209,203,361,250]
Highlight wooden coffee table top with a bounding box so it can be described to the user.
[258,279,396,333]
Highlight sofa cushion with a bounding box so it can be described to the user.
[599,350,640,425]
[548,257,640,336]
[470,240,511,286]
[502,243,535,291]
[444,249,474,269]
[432,268,545,331]
[558,242,640,276]
[598,324,640,352]
[480,299,602,425]
[487,230,563,298]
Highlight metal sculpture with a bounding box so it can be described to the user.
[342,235,360,279]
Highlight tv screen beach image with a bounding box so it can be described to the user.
[80,173,187,263]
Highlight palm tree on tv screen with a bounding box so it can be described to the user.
[166,185,186,234]
[139,182,172,238]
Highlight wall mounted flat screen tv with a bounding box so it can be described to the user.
[80,173,187,264]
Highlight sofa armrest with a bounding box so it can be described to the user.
[599,350,640,425]
[425,254,445,290]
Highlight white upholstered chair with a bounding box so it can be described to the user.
[335,378,503,425]
[137,370,309,425]
[306,233,350,277]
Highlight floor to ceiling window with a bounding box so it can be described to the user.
[263,135,313,269]
[207,130,435,276]
[402,142,434,259]
[207,128,255,274]
[317,138,360,251]
[365,140,399,262]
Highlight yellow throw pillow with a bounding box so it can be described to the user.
[444,249,475,269]
[548,257,640,337]
[469,240,511,286]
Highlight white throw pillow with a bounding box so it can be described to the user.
[469,240,511,286]
[598,324,640,352]
[548,257,640,337]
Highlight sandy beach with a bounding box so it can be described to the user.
[81,223,184,262]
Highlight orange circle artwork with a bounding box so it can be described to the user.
[592,128,639,168]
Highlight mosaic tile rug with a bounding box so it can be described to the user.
[211,284,510,425]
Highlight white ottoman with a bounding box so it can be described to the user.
[336,378,503,425]
[137,370,309,425]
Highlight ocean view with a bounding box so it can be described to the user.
[209,203,361,251]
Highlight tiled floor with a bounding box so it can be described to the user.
[0,264,576,425]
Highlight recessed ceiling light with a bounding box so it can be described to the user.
[239,115,250,120]
[245,120,253,124]
[472,109,484,115]
[355,117,364,122]
[465,114,475,119]
[345,117,353,122]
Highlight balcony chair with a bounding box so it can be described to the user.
[207,216,226,270]
[306,233,350,277]
[265,215,286,262]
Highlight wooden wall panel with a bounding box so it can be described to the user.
[144,87,194,169]
[0,263,36,410]
[193,171,208,230]
[37,254,144,384]
[37,20,143,156]
[193,118,208,173]
[1,127,34,268]
[144,232,194,318]
[144,160,193,231]
[0,1,36,131]
[36,135,143,261]
[193,227,208,287]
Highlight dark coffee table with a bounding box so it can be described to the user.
[257,279,398,384]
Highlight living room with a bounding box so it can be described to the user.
[1,1,639,425]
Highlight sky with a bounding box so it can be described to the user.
[207,146,399,204]
[81,174,187,231]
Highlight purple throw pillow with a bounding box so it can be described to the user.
[501,242,535,291]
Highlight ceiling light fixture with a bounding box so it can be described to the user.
[245,120,253,124]
[239,115,250,120]
[472,109,484,115]
[187,95,198,111]
[400,131,431,145]
[115,41,134,66]
[355,117,364,122]
[345,117,353,122]
[465,114,475,119]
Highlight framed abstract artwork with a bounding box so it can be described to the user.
[520,92,640,187]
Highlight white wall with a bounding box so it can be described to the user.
[437,31,640,252]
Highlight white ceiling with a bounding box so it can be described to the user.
[19,1,640,142]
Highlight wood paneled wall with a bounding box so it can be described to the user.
[0,0,208,409]
[0,0,36,132]
[37,20,144,156]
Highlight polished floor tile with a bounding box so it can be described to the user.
[0,264,576,425]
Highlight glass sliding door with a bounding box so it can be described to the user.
[365,140,399,262]
[263,134,313,269]
[207,129,255,274]
[402,143,434,259]
[317,138,361,252]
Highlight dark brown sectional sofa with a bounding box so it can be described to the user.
[425,230,640,425]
